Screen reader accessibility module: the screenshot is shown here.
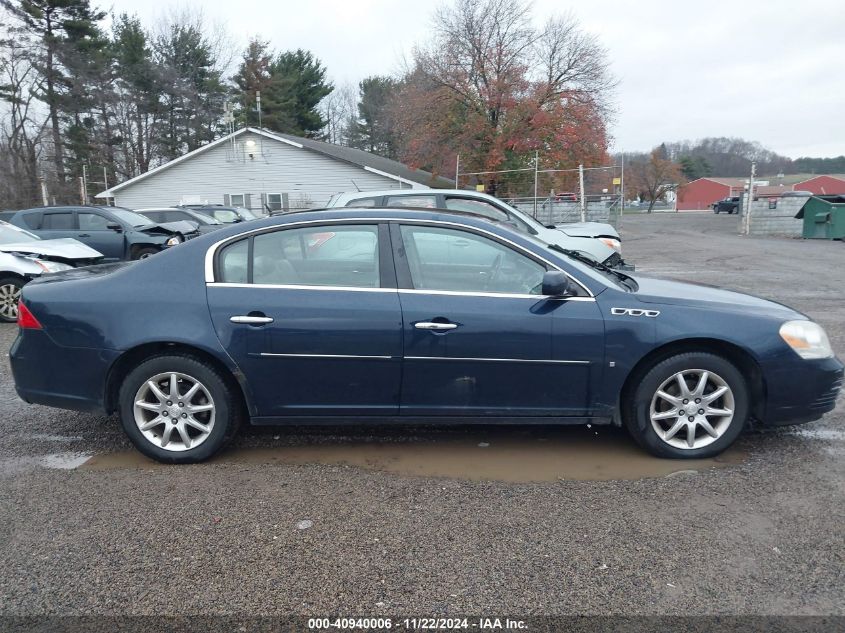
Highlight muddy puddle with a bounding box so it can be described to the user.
[80,427,746,482]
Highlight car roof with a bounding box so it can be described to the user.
[329,189,507,204]
[277,207,523,233]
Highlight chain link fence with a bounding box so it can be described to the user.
[456,161,624,228]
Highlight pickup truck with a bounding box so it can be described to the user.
[712,197,740,214]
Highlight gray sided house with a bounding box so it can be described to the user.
[96,127,453,212]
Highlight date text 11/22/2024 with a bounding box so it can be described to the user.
[307,617,528,630]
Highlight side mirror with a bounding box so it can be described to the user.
[541,270,571,297]
[106,223,122,232]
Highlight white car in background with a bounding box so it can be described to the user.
[325,189,631,269]
[0,221,103,322]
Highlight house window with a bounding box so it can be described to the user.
[229,194,245,207]
[266,193,283,211]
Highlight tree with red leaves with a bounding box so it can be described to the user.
[391,0,615,192]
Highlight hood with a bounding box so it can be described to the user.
[0,238,103,260]
[632,275,802,318]
[550,221,619,239]
[138,220,199,236]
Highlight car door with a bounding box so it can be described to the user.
[206,221,403,419]
[392,222,605,417]
[76,211,125,261]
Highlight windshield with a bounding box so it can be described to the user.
[191,211,221,224]
[493,198,546,234]
[0,222,40,244]
[236,207,258,220]
[111,208,155,228]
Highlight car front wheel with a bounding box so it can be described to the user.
[118,354,241,463]
[624,352,748,458]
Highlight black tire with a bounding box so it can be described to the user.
[623,352,748,459]
[118,354,242,463]
[132,246,159,260]
[0,276,25,323]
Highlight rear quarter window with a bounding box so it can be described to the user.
[21,212,42,229]
[345,197,380,208]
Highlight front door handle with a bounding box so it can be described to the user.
[414,321,458,331]
[230,315,274,324]
[78,233,91,238]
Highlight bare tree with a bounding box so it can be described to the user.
[0,37,49,208]
[319,81,356,145]
[627,149,686,213]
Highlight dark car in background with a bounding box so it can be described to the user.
[137,207,224,234]
[177,204,258,224]
[9,208,842,464]
[0,206,200,261]
[712,197,740,214]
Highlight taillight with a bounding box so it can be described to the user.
[17,301,42,330]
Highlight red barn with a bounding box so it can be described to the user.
[676,178,746,210]
[792,175,845,195]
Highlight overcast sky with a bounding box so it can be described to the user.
[108,0,845,158]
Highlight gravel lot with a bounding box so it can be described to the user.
[0,211,843,617]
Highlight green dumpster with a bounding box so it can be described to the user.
[795,195,845,239]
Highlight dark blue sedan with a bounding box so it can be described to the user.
[9,209,843,463]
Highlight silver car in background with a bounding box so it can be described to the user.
[325,189,631,269]
[0,221,103,322]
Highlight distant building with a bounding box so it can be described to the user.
[96,127,454,211]
[677,177,788,210]
[792,175,845,195]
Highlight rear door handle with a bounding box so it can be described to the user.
[230,315,274,324]
[414,321,458,331]
[78,233,91,238]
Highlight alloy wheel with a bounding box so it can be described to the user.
[0,283,21,320]
[133,372,216,452]
[649,369,735,450]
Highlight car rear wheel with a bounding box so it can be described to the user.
[0,277,24,323]
[624,352,748,458]
[118,355,242,463]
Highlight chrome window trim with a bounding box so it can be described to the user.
[206,282,595,302]
[398,288,595,302]
[405,356,590,365]
[210,282,394,293]
[204,216,594,297]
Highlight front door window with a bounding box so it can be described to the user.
[399,225,545,295]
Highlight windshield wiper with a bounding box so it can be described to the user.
[547,243,636,290]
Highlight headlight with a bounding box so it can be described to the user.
[779,320,833,360]
[33,259,73,273]
[165,236,182,247]
[599,237,622,254]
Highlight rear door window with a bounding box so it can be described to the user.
[41,212,75,230]
[218,225,381,288]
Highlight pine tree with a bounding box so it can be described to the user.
[348,76,397,157]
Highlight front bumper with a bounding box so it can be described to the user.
[762,356,844,426]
